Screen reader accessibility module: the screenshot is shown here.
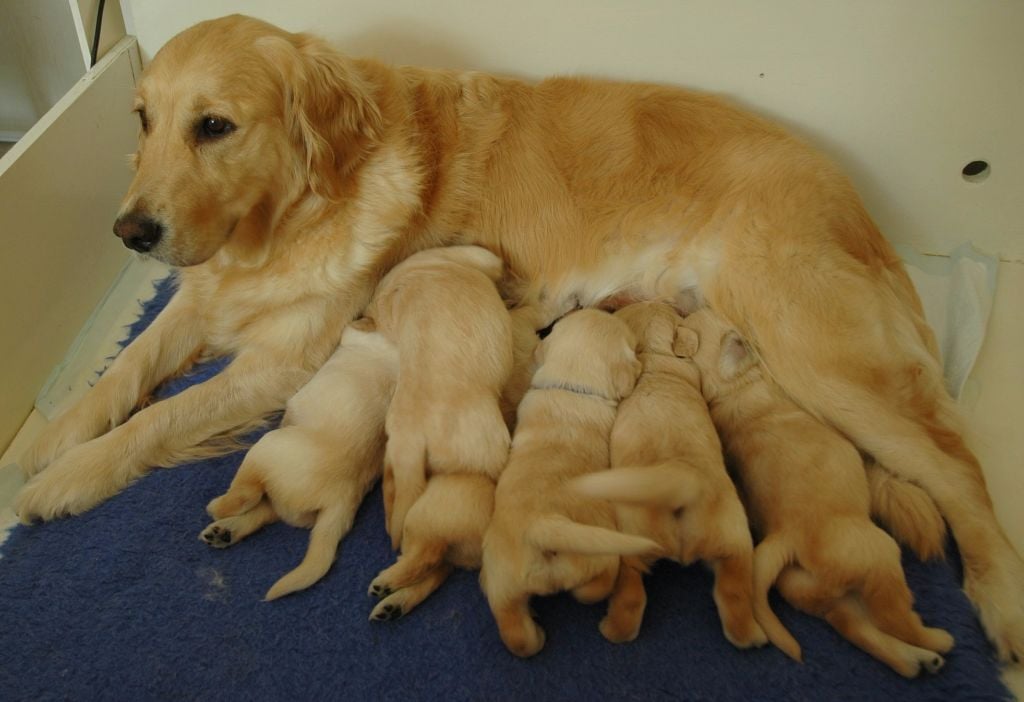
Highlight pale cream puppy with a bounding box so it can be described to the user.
[574,301,764,650]
[201,320,397,601]
[363,245,532,620]
[480,309,661,658]
[365,246,514,547]
[680,308,954,678]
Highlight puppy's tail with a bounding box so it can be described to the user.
[752,534,802,662]
[571,461,703,511]
[526,515,663,557]
[865,460,947,561]
[265,502,354,601]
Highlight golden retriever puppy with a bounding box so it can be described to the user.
[200,320,397,601]
[362,245,513,548]
[18,15,1020,661]
[480,309,661,658]
[572,302,763,649]
[680,308,954,677]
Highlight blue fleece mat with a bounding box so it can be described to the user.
[0,277,1011,701]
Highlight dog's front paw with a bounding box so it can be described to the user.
[200,523,236,548]
[15,436,139,523]
[21,407,108,478]
[967,561,1024,664]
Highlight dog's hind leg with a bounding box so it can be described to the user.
[572,564,618,604]
[713,550,768,649]
[600,559,647,643]
[368,539,447,598]
[490,594,546,658]
[369,563,454,621]
[200,498,278,549]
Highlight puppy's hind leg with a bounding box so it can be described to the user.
[370,563,454,621]
[713,550,767,650]
[368,539,447,598]
[600,559,647,643]
[491,594,547,658]
[200,498,278,549]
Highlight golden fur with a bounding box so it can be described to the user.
[16,14,1022,661]
[200,322,397,600]
[681,308,954,676]
[360,245,529,620]
[480,310,660,657]
[573,302,764,649]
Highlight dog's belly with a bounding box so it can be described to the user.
[544,237,720,313]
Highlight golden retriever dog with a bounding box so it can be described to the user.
[200,320,397,601]
[16,14,1021,661]
[680,308,954,676]
[362,245,513,549]
[572,302,764,650]
[358,245,520,620]
[480,309,661,657]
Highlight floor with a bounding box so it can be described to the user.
[0,256,1021,696]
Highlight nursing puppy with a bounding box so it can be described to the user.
[573,302,763,649]
[19,15,1020,661]
[365,245,514,547]
[681,308,954,677]
[480,309,660,658]
[362,245,517,618]
[200,321,397,600]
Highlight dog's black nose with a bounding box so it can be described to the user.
[113,212,163,253]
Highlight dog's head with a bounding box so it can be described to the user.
[531,309,642,401]
[114,15,382,266]
[615,301,699,358]
[680,309,758,401]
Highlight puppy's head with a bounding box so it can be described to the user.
[680,309,758,400]
[532,309,641,400]
[615,301,699,358]
[115,15,382,266]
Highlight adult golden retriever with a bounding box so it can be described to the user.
[14,14,1022,662]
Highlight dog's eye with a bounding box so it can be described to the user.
[197,116,235,141]
[135,108,149,134]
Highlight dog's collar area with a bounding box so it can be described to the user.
[529,381,617,403]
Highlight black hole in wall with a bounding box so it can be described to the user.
[962,160,990,182]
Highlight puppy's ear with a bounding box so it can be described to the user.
[260,34,383,199]
[672,325,699,358]
[525,516,662,557]
[612,353,642,399]
[719,332,755,380]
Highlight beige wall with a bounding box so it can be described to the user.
[121,0,1024,262]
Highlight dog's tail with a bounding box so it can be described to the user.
[525,515,663,557]
[264,502,354,601]
[865,460,947,561]
[571,461,703,511]
[752,534,803,662]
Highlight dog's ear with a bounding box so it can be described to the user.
[572,464,702,510]
[525,515,662,557]
[259,34,383,199]
[612,348,642,399]
[672,324,699,358]
[719,331,756,380]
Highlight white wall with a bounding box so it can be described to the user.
[121,0,1024,261]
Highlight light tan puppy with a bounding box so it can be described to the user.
[361,245,520,619]
[573,302,764,650]
[681,308,954,677]
[480,309,661,658]
[365,245,514,547]
[200,321,397,600]
[18,16,1020,661]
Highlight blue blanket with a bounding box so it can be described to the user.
[0,277,1010,701]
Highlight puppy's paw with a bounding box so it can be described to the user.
[200,523,236,549]
[369,601,404,622]
[599,614,641,644]
[368,581,392,599]
[15,436,137,523]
